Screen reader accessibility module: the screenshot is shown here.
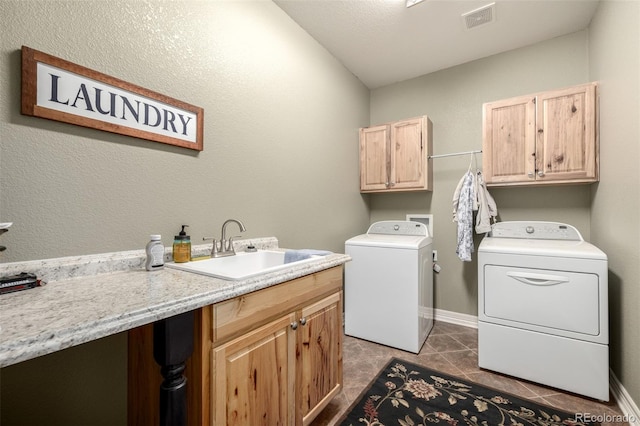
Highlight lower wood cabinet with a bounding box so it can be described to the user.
[296,292,342,425]
[213,313,295,425]
[128,266,344,426]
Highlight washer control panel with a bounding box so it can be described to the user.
[367,221,429,237]
[489,221,583,241]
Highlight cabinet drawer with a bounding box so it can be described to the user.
[213,266,343,344]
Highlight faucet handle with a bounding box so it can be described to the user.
[203,237,219,256]
[227,236,243,252]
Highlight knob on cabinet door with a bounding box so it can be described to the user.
[300,317,307,326]
[291,321,298,330]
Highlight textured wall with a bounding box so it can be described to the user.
[0,0,370,263]
[0,1,369,424]
[588,0,640,410]
[368,31,591,316]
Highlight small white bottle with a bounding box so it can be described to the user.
[145,235,165,271]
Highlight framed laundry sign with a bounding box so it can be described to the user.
[21,46,204,151]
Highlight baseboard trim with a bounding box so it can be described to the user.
[433,308,478,329]
[434,308,638,424]
[609,369,640,425]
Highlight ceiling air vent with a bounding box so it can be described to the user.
[462,2,496,30]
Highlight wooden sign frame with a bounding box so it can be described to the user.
[21,46,204,151]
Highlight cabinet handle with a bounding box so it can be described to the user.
[528,172,534,178]
[290,321,298,330]
[299,317,307,326]
[538,171,545,177]
[385,181,390,187]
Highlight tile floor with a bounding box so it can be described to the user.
[311,321,628,426]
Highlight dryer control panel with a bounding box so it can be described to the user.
[367,221,429,237]
[489,221,583,241]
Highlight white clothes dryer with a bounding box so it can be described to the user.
[478,221,609,401]
[345,221,433,353]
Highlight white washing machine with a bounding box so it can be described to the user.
[478,221,609,401]
[344,221,433,353]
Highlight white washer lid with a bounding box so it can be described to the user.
[479,237,607,260]
[345,233,432,249]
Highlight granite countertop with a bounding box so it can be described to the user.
[0,237,350,368]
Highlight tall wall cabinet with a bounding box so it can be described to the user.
[359,115,433,192]
[482,82,599,186]
[128,266,343,426]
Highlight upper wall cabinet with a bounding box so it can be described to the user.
[359,116,433,192]
[482,82,599,187]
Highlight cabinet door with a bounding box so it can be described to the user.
[212,313,296,426]
[296,292,343,426]
[359,124,390,191]
[535,83,598,182]
[390,118,426,190]
[483,94,536,184]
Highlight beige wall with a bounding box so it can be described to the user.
[2,0,639,421]
[369,0,640,408]
[0,0,370,263]
[1,333,128,425]
[0,1,369,424]
[589,0,640,408]
[369,31,592,316]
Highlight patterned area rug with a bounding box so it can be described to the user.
[339,358,599,426]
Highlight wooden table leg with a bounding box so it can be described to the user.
[153,310,194,426]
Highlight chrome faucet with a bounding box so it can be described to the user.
[204,219,246,258]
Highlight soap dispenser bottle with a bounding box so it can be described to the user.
[173,225,191,263]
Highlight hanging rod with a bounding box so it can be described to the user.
[428,149,482,159]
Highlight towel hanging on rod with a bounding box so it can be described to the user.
[429,149,482,159]
[467,150,478,172]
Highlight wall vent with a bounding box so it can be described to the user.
[461,2,496,30]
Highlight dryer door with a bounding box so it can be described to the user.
[483,265,601,337]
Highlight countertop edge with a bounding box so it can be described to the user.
[0,241,350,368]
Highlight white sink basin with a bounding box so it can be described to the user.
[165,250,319,281]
